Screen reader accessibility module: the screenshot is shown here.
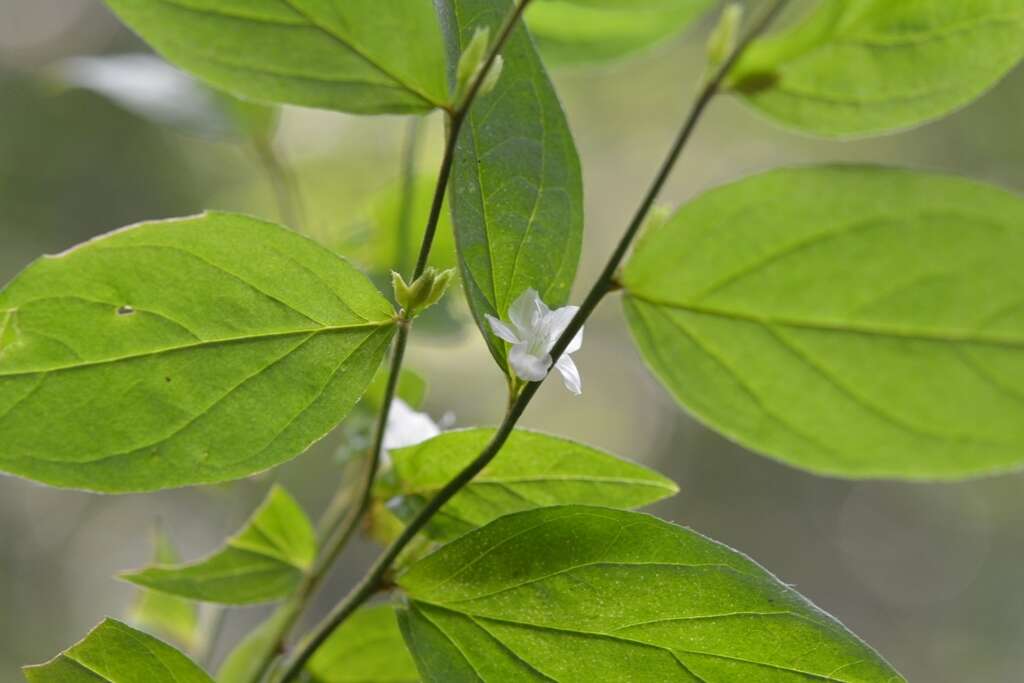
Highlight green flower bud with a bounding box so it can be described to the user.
[455,26,490,103]
[479,55,504,97]
[706,3,744,74]
[392,267,456,317]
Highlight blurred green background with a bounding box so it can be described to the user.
[2,2,1023,680]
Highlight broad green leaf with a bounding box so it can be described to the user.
[729,0,1024,137]
[104,0,449,115]
[128,527,201,651]
[308,604,419,683]
[216,603,297,683]
[24,618,213,683]
[398,506,903,682]
[527,0,715,65]
[0,211,395,492]
[623,166,1024,480]
[442,0,584,369]
[122,485,315,604]
[381,428,678,540]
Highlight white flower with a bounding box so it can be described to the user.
[382,399,441,452]
[486,288,583,395]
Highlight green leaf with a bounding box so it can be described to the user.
[24,618,214,683]
[622,166,1024,480]
[442,0,584,369]
[526,0,715,66]
[381,428,678,541]
[398,506,903,682]
[104,0,449,115]
[729,0,1024,137]
[0,211,395,492]
[122,485,315,604]
[308,604,419,683]
[128,527,201,651]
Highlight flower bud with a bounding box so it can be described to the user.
[706,3,744,73]
[392,267,455,317]
[455,26,490,103]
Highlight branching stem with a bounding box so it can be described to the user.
[272,2,787,681]
[261,3,535,681]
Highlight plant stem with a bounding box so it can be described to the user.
[252,4,535,681]
[411,0,533,280]
[253,137,304,231]
[271,2,786,679]
[396,118,423,277]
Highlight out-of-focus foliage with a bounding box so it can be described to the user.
[527,0,715,65]
[128,527,201,651]
[308,605,418,683]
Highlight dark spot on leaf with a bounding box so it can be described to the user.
[165,377,172,383]
[732,71,779,95]
[117,305,135,316]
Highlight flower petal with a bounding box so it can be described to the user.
[554,355,582,395]
[486,314,521,344]
[542,305,579,347]
[566,325,584,354]
[383,399,441,451]
[509,342,551,382]
[508,288,543,336]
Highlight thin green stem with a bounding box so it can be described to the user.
[254,4,536,681]
[396,119,423,277]
[253,137,305,230]
[271,3,786,679]
[198,606,227,669]
[411,0,533,280]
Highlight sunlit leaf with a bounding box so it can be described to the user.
[128,526,201,650]
[381,428,678,540]
[527,0,715,65]
[308,604,418,683]
[398,506,904,682]
[0,211,395,492]
[730,0,1024,137]
[623,166,1024,479]
[24,619,213,683]
[122,486,315,604]
[443,0,584,370]
[104,0,449,115]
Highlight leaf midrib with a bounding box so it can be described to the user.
[627,292,1024,349]
[0,320,392,377]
